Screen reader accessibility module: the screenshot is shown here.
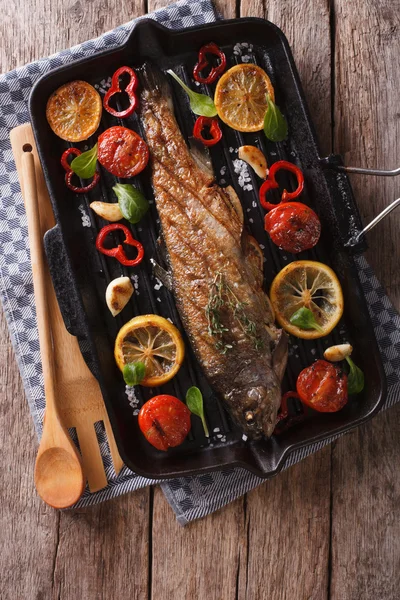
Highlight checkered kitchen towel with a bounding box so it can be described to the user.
[1,0,399,525]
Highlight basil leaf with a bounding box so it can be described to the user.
[264,95,288,142]
[167,70,217,117]
[123,362,146,387]
[345,357,365,395]
[289,307,324,334]
[113,183,149,224]
[70,144,98,178]
[186,386,209,437]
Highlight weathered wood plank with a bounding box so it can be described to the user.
[331,3,400,597]
[0,3,151,600]
[0,311,59,599]
[333,0,400,304]
[240,0,332,156]
[151,487,245,600]
[330,406,400,600]
[237,2,332,598]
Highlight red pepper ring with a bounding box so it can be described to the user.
[193,42,227,85]
[273,391,307,435]
[193,116,222,146]
[61,148,100,194]
[259,160,304,211]
[96,223,144,267]
[103,66,139,119]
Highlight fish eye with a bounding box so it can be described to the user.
[244,410,255,424]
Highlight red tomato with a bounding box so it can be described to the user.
[264,201,321,254]
[138,395,191,451]
[97,126,149,178]
[296,359,348,412]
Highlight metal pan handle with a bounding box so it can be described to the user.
[43,224,89,339]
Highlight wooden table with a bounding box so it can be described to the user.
[1,1,399,598]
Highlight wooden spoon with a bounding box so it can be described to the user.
[21,149,85,508]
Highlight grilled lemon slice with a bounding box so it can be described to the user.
[114,315,185,387]
[270,260,344,339]
[214,64,274,132]
[46,80,102,142]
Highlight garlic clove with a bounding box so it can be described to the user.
[238,145,268,179]
[90,201,123,222]
[323,343,353,362]
[106,276,134,317]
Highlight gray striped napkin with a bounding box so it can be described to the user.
[0,0,399,525]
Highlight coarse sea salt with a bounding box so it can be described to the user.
[78,205,91,228]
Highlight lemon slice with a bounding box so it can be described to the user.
[114,315,185,387]
[270,260,344,339]
[214,64,275,132]
[46,80,102,142]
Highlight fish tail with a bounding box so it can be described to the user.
[139,62,173,109]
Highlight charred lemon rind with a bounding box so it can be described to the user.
[114,314,185,387]
[46,80,102,142]
[270,260,344,339]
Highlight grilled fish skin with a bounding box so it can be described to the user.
[140,64,287,438]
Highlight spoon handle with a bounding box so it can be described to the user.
[21,150,57,414]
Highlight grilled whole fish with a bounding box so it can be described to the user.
[140,65,288,438]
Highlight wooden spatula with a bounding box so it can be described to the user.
[11,123,124,493]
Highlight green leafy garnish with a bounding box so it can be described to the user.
[113,183,149,224]
[345,356,364,395]
[167,70,217,117]
[123,362,146,387]
[186,386,209,437]
[263,94,288,142]
[70,144,98,178]
[289,307,324,334]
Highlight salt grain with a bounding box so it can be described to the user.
[78,205,91,228]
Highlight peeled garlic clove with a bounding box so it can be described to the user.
[238,145,268,179]
[324,343,353,362]
[90,201,123,222]
[106,276,134,317]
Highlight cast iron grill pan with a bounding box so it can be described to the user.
[29,18,386,479]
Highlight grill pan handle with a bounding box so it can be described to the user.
[43,224,88,339]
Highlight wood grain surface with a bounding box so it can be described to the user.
[1,1,399,599]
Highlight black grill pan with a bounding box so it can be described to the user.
[29,18,386,479]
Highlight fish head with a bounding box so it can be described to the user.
[225,366,282,439]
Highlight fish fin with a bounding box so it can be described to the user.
[139,62,174,112]
[225,185,244,227]
[272,330,288,382]
[188,136,214,179]
[156,235,170,269]
[152,260,173,291]
[243,234,263,286]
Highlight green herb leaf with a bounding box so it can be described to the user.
[70,144,98,178]
[123,362,146,387]
[263,94,288,142]
[167,70,217,117]
[345,356,365,395]
[289,307,324,333]
[186,386,209,437]
[113,183,149,224]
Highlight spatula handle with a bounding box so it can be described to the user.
[21,150,57,413]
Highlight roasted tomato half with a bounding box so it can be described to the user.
[138,395,191,451]
[264,201,321,254]
[97,126,149,178]
[296,359,348,412]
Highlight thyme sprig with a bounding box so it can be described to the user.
[205,273,263,353]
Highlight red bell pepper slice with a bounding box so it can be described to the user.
[193,116,222,146]
[103,66,139,119]
[259,160,304,211]
[273,391,307,435]
[61,148,100,194]
[193,42,227,85]
[96,223,144,267]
